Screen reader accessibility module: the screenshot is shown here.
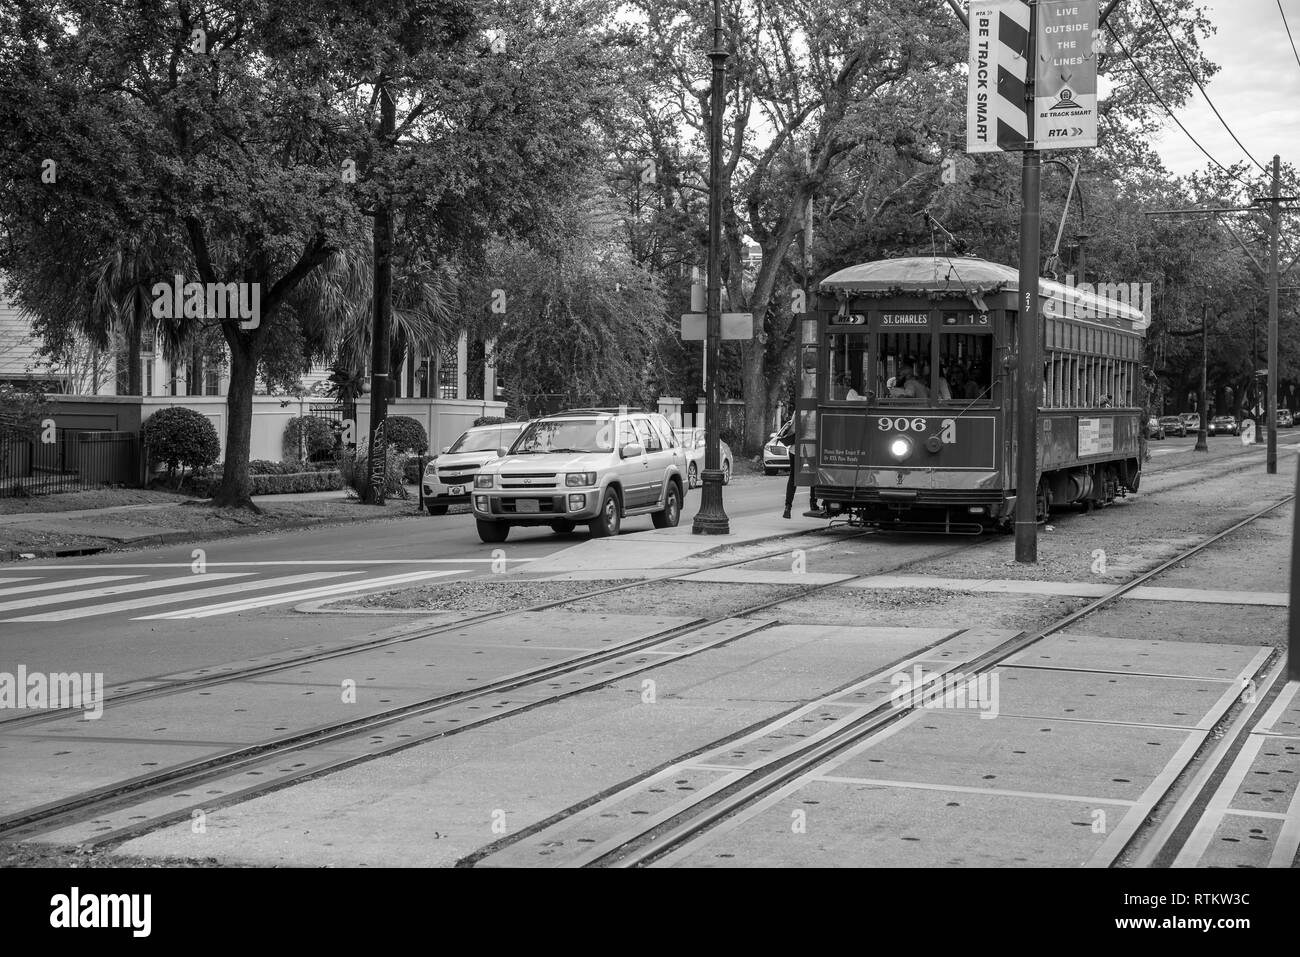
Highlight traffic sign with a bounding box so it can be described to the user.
[966,0,1032,152]
[1253,404,1264,417]
[1033,0,1098,149]
[681,313,753,341]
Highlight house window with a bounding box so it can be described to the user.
[467,339,485,401]
[437,342,458,399]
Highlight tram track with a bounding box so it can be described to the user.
[0,529,980,847]
[0,526,874,731]
[463,488,1294,868]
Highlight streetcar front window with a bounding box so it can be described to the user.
[937,330,993,402]
[826,332,869,400]
[874,332,934,400]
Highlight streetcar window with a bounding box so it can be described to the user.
[874,332,934,400]
[826,332,869,400]
[937,331,992,402]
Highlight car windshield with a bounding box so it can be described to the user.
[513,417,615,454]
[448,426,523,454]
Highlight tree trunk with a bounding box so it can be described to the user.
[741,338,768,455]
[210,340,260,511]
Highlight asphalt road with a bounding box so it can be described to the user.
[0,474,789,683]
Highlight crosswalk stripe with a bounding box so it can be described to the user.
[0,575,141,599]
[3,572,350,623]
[0,573,253,614]
[138,570,459,620]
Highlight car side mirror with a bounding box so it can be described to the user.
[497,447,509,457]
[440,446,450,455]
[621,442,644,459]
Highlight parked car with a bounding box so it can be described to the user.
[1208,415,1239,436]
[420,421,527,515]
[763,424,792,475]
[1278,408,1294,428]
[471,409,685,542]
[673,428,732,488]
[1145,416,1165,440]
[1158,415,1186,437]
[1180,412,1203,434]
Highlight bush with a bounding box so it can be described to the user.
[384,415,428,455]
[142,407,221,486]
[338,439,409,500]
[282,416,336,462]
[403,455,431,485]
[473,415,508,427]
[719,426,739,447]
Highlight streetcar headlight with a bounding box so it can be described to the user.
[888,436,913,461]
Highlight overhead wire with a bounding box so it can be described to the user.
[1106,24,1254,189]
[1279,0,1300,72]
[1145,0,1267,173]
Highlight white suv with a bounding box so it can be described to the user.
[421,421,527,515]
[471,410,686,543]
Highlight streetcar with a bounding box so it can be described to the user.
[793,257,1149,533]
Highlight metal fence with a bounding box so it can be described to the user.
[0,428,142,497]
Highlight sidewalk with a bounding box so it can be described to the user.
[514,508,829,578]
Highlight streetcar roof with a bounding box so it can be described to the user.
[819,257,1149,332]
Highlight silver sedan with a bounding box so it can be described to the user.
[674,428,732,488]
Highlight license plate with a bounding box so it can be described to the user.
[449,485,463,496]
[516,498,540,513]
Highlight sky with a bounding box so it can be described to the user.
[1146,0,1300,181]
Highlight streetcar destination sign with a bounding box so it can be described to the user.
[880,312,929,326]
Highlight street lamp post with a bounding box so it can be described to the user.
[693,0,730,536]
[1196,302,1208,452]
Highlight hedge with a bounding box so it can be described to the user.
[385,415,428,454]
[282,416,336,462]
[191,470,343,497]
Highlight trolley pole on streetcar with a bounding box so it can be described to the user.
[693,0,730,535]
[1013,1,1042,564]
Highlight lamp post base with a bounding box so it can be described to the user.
[691,468,730,535]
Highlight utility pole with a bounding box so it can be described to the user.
[1196,302,1208,452]
[365,79,395,505]
[692,0,730,535]
[1267,155,1281,472]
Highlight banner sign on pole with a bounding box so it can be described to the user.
[966,0,1032,153]
[1034,0,1099,148]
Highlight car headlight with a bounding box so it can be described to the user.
[888,436,913,461]
[565,472,596,487]
[474,473,495,488]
